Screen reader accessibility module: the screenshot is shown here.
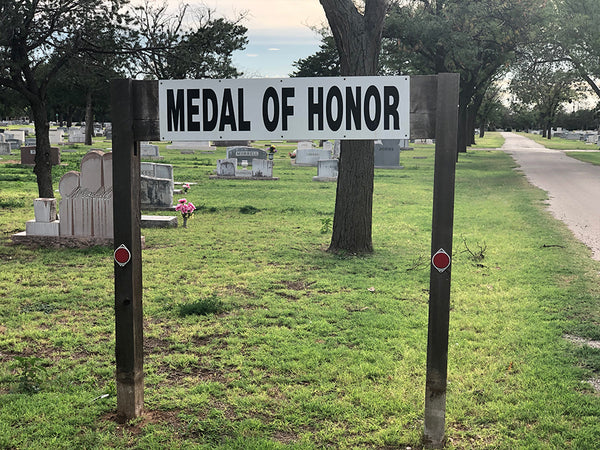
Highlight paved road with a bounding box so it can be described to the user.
[500,132,600,260]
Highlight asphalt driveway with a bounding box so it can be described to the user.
[500,132,600,261]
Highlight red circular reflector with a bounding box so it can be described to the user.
[114,244,131,266]
[432,249,451,272]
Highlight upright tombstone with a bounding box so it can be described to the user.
[374,139,403,169]
[49,129,65,145]
[167,140,215,152]
[312,159,339,182]
[5,130,25,145]
[20,146,60,166]
[295,147,332,166]
[251,159,274,178]
[58,150,113,241]
[68,127,86,143]
[140,142,162,159]
[333,140,341,159]
[297,141,314,150]
[140,162,174,209]
[0,142,10,155]
[226,146,267,165]
[25,198,60,236]
[216,158,237,176]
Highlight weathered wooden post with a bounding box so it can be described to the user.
[423,73,460,447]
[111,79,159,420]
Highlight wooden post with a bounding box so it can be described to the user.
[424,73,460,448]
[111,79,144,420]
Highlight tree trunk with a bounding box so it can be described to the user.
[330,140,375,253]
[85,90,94,146]
[30,98,55,200]
[320,0,386,254]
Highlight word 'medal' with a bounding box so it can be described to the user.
[159,76,410,140]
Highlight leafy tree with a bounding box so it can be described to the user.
[385,0,546,152]
[130,0,248,80]
[319,0,387,254]
[509,52,580,138]
[0,0,129,198]
[552,0,600,98]
[291,35,340,77]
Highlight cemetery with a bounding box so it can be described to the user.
[1,125,600,448]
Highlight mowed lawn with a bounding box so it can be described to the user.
[0,132,599,449]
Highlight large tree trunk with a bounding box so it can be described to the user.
[31,98,55,200]
[85,90,94,146]
[331,140,375,253]
[320,0,386,254]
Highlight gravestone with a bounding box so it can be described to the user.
[295,148,331,166]
[140,142,162,159]
[322,141,333,152]
[167,141,215,151]
[20,146,61,165]
[59,150,113,240]
[226,146,267,165]
[5,130,25,145]
[216,158,237,176]
[49,129,65,145]
[333,140,341,159]
[140,162,174,209]
[25,198,60,236]
[25,138,36,147]
[105,124,113,139]
[312,159,339,182]
[297,141,314,150]
[6,139,21,150]
[374,139,403,169]
[213,140,250,147]
[68,127,86,143]
[0,142,10,155]
[251,159,274,178]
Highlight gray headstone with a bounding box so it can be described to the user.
[226,146,267,164]
[0,142,10,155]
[374,140,403,169]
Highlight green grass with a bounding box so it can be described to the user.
[517,132,600,150]
[565,151,600,166]
[0,137,599,448]
[470,131,505,148]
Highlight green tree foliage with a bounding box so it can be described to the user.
[384,0,546,150]
[291,35,340,77]
[510,50,580,138]
[0,0,129,198]
[552,0,600,98]
[130,0,248,79]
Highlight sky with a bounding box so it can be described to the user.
[200,1,328,78]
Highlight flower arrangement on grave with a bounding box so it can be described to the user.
[182,183,191,193]
[288,149,296,159]
[268,145,277,154]
[175,198,195,228]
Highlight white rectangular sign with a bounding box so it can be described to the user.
[159,76,410,141]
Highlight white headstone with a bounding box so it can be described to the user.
[252,159,274,178]
[217,158,237,176]
[312,159,339,182]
